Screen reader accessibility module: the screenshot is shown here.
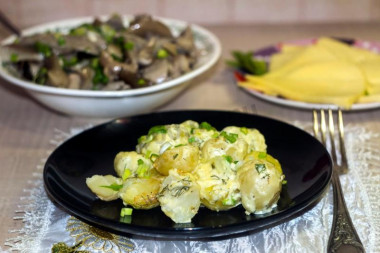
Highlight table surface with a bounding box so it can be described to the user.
[0,22,379,249]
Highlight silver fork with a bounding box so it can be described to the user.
[313,109,365,253]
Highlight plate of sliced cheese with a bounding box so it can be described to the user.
[237,37,380,110]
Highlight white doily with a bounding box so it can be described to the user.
[3,123,380,253]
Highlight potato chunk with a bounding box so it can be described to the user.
[201,136,248,162]
[114,151,153,179]
[86,175,122,201]
[154,145,199,176]
[119,177,161,209]
[222,126,267,152]
[237,157,283,214]
[158,169,200,223]
[195,160,240,211]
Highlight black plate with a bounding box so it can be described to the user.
[43,110,332,239]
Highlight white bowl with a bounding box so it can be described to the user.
[0,15,221,118]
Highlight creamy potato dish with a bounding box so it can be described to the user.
[86,120,285,223]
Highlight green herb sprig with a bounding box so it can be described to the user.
[226,51,267,75]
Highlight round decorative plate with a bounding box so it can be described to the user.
[44,110,332,239]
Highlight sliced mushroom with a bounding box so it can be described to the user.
[45,56,69,88]
[129,14,173,39]
[68,73,81,89]
[102,81,131,91]
[105,14,125,31]
[17,33,99,55]
[29,62,42,78]
[17,33,58,48]
[161,41,178,56]
[176,26,195,53]
[169,55,190,78]
[87,31,107,50]
[1,45,43,62]
[119,64,139,86]
[142,59,169,84]
[138,37,156,66]
[79,66,95,90]
[120,33,147,52]
[106,44,123,60]
[58,35,100,55]
[100,51,124,80]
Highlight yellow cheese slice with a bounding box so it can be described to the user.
[241,60,366,108]
[358,59,380,95]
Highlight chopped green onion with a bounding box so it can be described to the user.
[138,134,153,144]
[122,169,132,180]
[174,144,186,147]
[35,42,52,57]
[137,79,146,86]
[100,24,116,43]
[120,215,132,224]
[148,125,167,135]
[90,58,100,68]
[92,67,109,85]
[62,56,78,67]
[136,159,150,178]
[34,67,48,84]
[223,155,233,163]
[137,159,144,166]
[282,180,287,185]
[222,198,237,206]
[100,183,123,191]
[70,27,87,36]
[157,49,169,59]
[220,131,238,143]
[188,136,196,143]
[138,135,146,144]
[145,150,152,159]
[199,122,214,131]
[150,153,159,163]
[240,127,248,135]
[255,163,266,174]
[90,57,108,85]
[212,132,219,138]
[124,41,134,51]
[120,207,133,217]
[57,36,66,46]
[111,53,123,62]
[258,152,267,159]
[10,53,18,63]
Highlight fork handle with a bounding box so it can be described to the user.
[327,171,365,253]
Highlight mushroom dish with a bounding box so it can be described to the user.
[1,14,198,91]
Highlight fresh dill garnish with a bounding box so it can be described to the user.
[255,163,266,174]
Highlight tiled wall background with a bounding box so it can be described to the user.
[1,0,380,29]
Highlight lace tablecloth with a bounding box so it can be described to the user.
[3,123,379,253]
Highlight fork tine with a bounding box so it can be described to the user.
[328,109,337,164]
[313,110,319,137]
[338,110,348,171]
[320,109,327,147]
